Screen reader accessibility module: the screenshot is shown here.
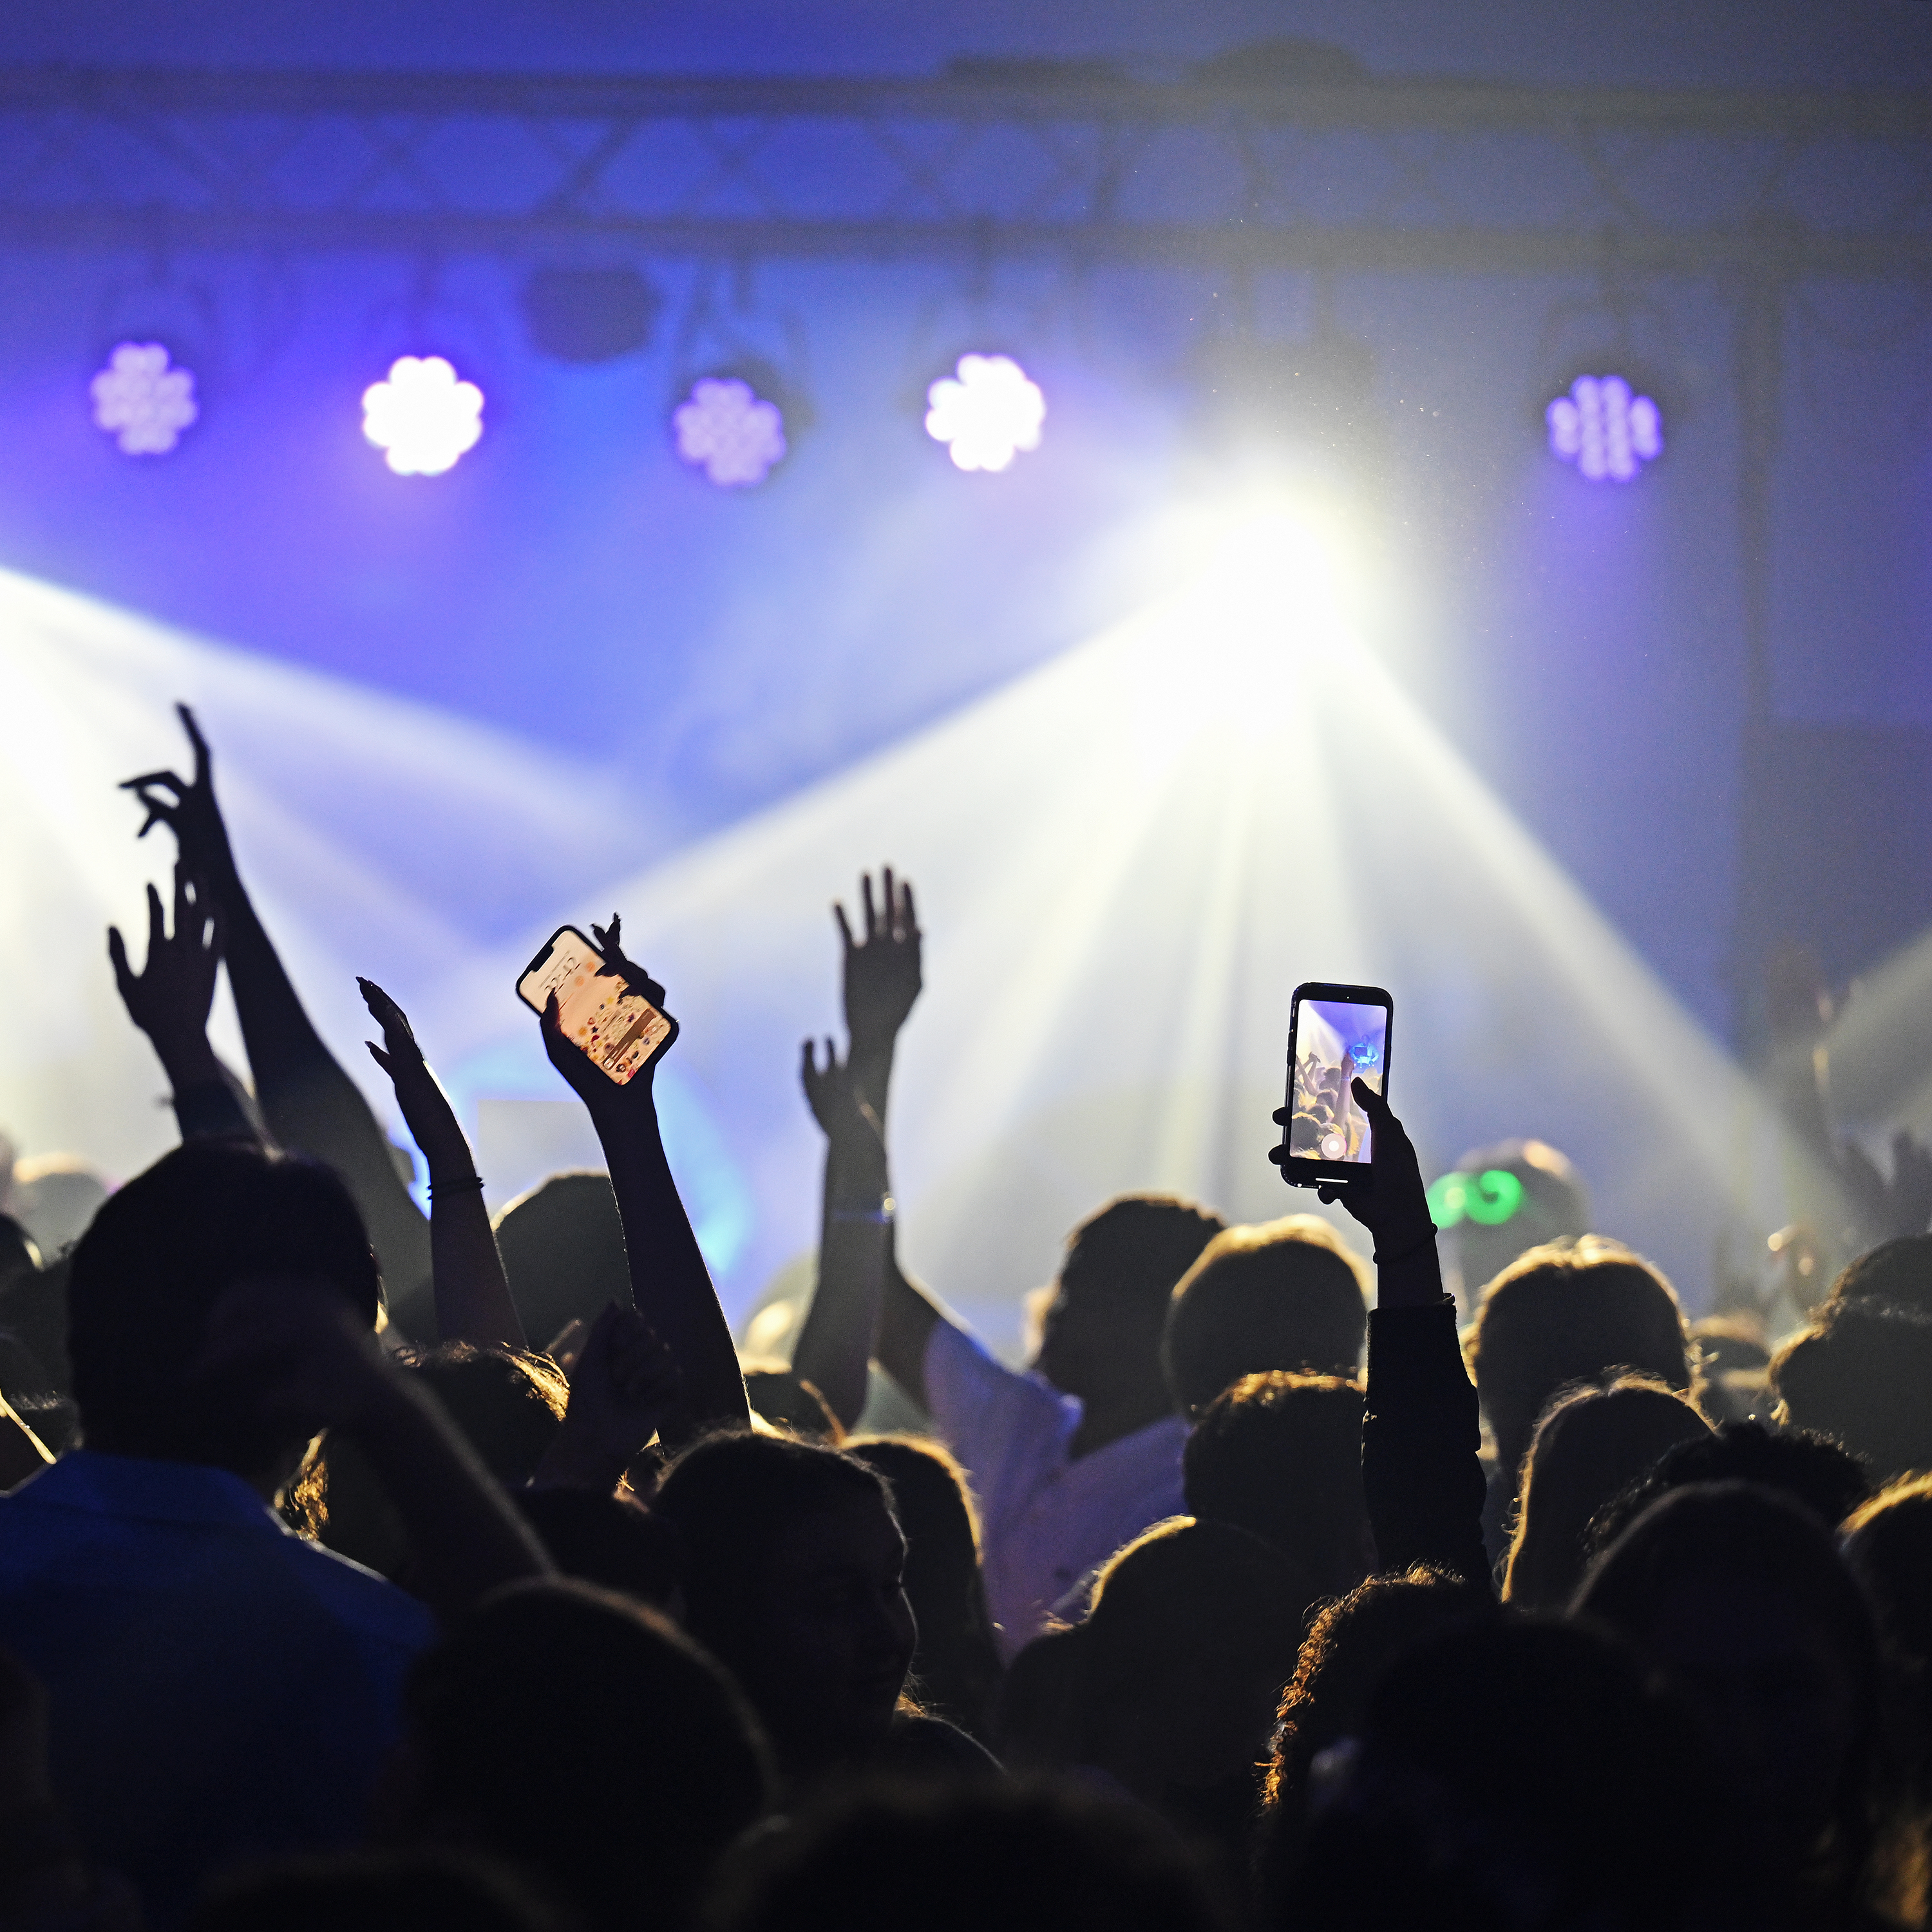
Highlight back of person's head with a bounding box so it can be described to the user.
[399,1580,771,1931]
[1062,1519,1308,1834]
[1502,1378,1710,1609]
[515,1487,683,1607]
[492,1172,629,1353]
[402,1343,568,1487]
[848,1435,1001,1739]
[1575,1482,1888,1892]
[1293,1616,1716,1932]
[8,1154,111,1260]
[1467,1236,1691,1485]
[652,1430,910,1767]
[706,1780,1229,1932]
[1438,1138,1591,1303]
[1587,1418,1871,1558]
[67,1140,377,1472]
[1844,1477,1932,1792]
[190,1852,569,1932]
[1030,1193,1224,1410]
[1771,1301,1932,1483]
[1182,1372,1368,1598]
[1162,1218,1370,1414]
[1830,1235,1932,1316]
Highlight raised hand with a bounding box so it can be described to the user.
[1839,1130,1932,1244]
[1272,1077,1438,1291]
[119,703,240,893]
[836,869,922,1071]
[536,1301,679,1490]
[108,864,224,1086]
[359,978,471,1179]
[800,1037,889,1199]
[540,914,671,1115]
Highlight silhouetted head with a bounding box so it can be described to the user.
[706,1781,1229,1932]
[652,1431,915,1777]
[1830,1234,1932,1317]
[1587,1419,1871,1558]
[393,1580,771,1931]
[1575,1482,1886,1888]
[1502,1378,1709,1609]
[1439,1138,1590,1305]
[1183,1372,1369,1598]
[67,1141,377,1479]
[1029,1195,1224,1418]
[514,1487,683,1608]
[1162,1218,1369,1415]
[1772,1301,1932,1484]
[848,1435,1001,1740]
[190,1851,568,1932]
[1294,1616,1716,1932]
[1467,1236,1691,1492]
[492,1172,629,1353]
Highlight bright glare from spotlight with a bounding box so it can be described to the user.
[91,343,198,456]
[672,377,787,488]
[362,355,484,476]
[925,354,1045,473]
[1546,375,1662,483]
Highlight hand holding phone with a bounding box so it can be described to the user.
[518,918,677,1094]
[1275,982,1392,1187]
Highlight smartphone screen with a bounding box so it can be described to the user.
[1287,992,1390,1166]
[517,926,672,1085]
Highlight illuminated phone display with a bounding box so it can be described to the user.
[1282,983,1393,1182]
[517,926,672,1086]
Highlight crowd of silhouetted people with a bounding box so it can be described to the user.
[4,703,1932,1931]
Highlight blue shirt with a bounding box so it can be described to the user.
[0,1450,434,1926]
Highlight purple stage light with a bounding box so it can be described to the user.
[1546,375,1663,483]
[91,343,198,455]
[672,376,787,487]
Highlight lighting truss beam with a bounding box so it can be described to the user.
[0,62,1926,275]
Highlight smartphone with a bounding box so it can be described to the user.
[516,925,677,1086]
[1278,981,1394,1188]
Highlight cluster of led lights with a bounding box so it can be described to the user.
[87,338,1666,491]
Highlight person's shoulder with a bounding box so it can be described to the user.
[270,1528,436,1657]
[884,1710,1003,1779]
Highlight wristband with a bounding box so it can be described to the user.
[830,1197,895,1226]
[430,1174,486,1198]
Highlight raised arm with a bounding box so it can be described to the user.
[536,918,749,1442]
[108,862,255,1143]
[790,1039,892,1430]
[1273,1077,1489,1590]
[122,706,433,1329]
[359,978,525,1353]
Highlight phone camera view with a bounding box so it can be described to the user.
[1289,999,1387,1164]
[520,935,670,1086]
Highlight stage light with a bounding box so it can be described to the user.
[90,343,198,456]
[1546,375,1662,482]
[672,376,787,488]
[361,355,484,477]
[925,354,1045,472]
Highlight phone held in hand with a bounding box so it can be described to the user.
[1279,981,1394,1189]
[517,925,677,1086]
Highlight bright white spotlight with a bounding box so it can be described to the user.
[362,355,484,477]
[672,376,787,488]
[1546,374,1662,483]
[91,343,198,456]
[925,354,1045,473]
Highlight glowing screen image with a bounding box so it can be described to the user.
[1288,998,1387,1163]
[518,929,670,1085]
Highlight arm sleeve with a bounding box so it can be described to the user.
[1361,1299,1492,1593]
[922,1321,1081,1539]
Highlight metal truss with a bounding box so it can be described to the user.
[0,62,1926,277]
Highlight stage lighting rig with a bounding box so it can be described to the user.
[672,375,788,488]
[361,355,484,476]
[1546,374,1662,483]
[90,342,198,455]
[924,354,1045,473]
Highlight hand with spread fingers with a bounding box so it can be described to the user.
[108,864,225,1090]
[835,868,920,1108]
[118,703,240,896]
[359,978,471,1180]
[800,1036,890,1202]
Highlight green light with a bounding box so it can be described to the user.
[1426,1168,1526,1229]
